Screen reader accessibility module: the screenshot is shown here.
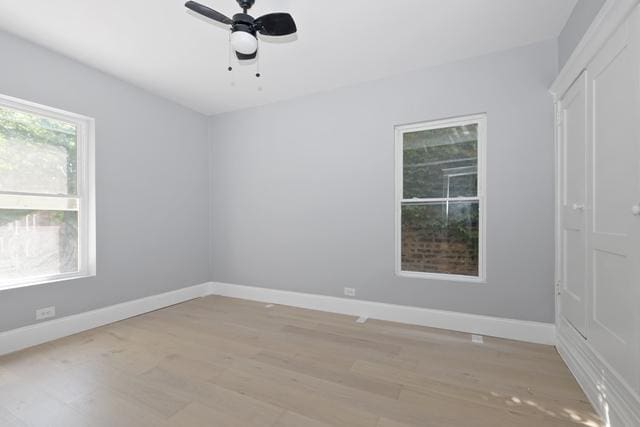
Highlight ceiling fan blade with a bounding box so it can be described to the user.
[254,13,297,36]
[236,51,257,60]
[185,1,233,25]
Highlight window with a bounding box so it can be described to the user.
[0,94,95,290]
[395,114,486,281]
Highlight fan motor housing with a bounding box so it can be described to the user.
[231,13,256,36]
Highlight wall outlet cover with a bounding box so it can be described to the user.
[344,287,356,297]
[36,306,56,321]
[471,334,484,344]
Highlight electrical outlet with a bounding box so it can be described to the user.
[344,287,356,297]
[36,306,56,320]
[471,334,484,344]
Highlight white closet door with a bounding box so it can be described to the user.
[587,15,640,387]
[559,72,588,337]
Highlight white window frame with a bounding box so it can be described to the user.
[394,114,487,283]
[0,94,96,290]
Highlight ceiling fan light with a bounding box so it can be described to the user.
[230,31,257,55]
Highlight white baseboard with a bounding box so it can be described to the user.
[0,282,211,357]
[556,317,640,427]
[209,282,556,345]
[0,280,555,357]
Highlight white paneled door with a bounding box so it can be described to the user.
[587,16,640,388]
[559,72,588,337]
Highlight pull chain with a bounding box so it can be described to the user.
[255,39,261,78]
[227,31,233,72]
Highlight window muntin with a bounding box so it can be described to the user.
[0,95,94,289]
[396,115,486,281]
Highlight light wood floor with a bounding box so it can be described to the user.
[0,296,601,427]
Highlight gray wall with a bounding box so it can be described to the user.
[558,0,606,69]
[209,40,558,323]
[0,31,210,332]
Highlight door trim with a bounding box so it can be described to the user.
[551,0,640,98]
[556,71,589,337]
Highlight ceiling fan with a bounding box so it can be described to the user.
[185,0,297,62]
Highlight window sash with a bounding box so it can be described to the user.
[395,114,486,283]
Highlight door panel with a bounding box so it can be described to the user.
[593,249,631,341]
[587,18,640,386]
[559,71,588,336]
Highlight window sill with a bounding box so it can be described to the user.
[396,270,487,284]
[0,272,95,292]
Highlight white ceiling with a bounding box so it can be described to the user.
[0,0,576,115]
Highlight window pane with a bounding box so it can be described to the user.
[0,106,77,195]
[0,209,78,282]
[403,124,477,199]
[401,200,479,276]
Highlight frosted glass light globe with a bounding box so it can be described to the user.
[231,31,257,55]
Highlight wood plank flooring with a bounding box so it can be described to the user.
[0,296,602,426]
